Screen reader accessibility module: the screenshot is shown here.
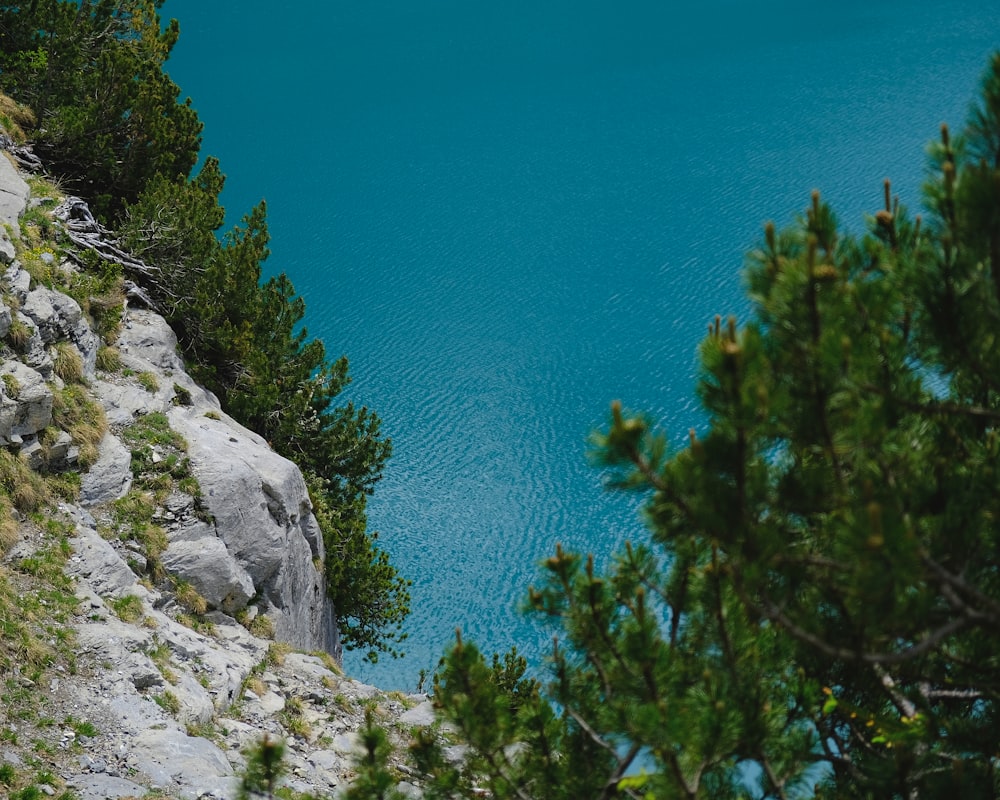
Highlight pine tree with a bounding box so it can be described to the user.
[0,0,202,218]
[405,53,1000,800]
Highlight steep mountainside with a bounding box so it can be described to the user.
[0,141,431,799]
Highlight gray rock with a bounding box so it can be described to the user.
[3,261,30,302]
[64,774,148,800]
[0,303,10,339]
[129,727,234,800]
[398,700,436,728]
[44,429,74,466]
[66,525,139,597]
[21,287,58,342]
[0,152,29,234]
[0,233,13,265]
[160,534,255,614]
[0,360,52,439]
[20,438,43,470]
[80,432,133,505]
[171,408,337,654]
[18,313,53,377]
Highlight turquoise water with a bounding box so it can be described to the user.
[163,0,1000,689]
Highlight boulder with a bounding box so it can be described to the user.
[170,408,337,653]
[159,532,256,614]
[129,728,234,800]
[21,286,58,342]
[66,524,138,597]
[0,152,29,236]
[80,432,133,505]
[0,359,52,440]
[64,773,148,800]
[3,261,30,302]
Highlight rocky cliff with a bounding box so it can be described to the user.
[0,145,431,798]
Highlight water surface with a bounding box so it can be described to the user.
[164,0,1000,688]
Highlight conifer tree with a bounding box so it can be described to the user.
[0,0,202,218]
[405,54,1000,800]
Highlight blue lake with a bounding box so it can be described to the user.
[163,0,1000,688]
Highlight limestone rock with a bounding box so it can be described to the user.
[170,407,337,653]
[160,533,255,614]
[0,359,52,440]
[3,261,30,302]
[65,524,138,597]
[80,432,133,505]
[129,728,234,800]
[0,152,29,236]
[64,773,148,800]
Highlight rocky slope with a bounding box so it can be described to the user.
[0,145,433,798]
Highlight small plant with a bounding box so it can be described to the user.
[6,318,32,351]
[203,410,221,421]
[176,613,215,636]
[174,580,208,615]
[172,383,192,406]
[1,373,20,398]
[63,716,98,738]
[137,371,159,393]
[0,496,19,553]
[0,450,50,512]
[51,342,84,383]
[51,385,107,469]
[0,762,16,784]
[238,735,286,800]
[109,594,143,622]
[95,345,122,372]
[266,642,292,667]
[248,614,275,640]
[154,690,181,716]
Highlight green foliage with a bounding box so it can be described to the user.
[0,0,202,219]
[395,53,1000,800]
[118,155,403,659]
[2,0,405,658]
[309,480,410,661]
[109,594,143,623]
[238,735,286,800]
[343,708,407,800]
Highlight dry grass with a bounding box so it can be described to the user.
[51,384,108,468]
[52,341,84,383]
[0,449,49,512]
[96,345,122,372]
[0,495,19,553]
[174,580,208,615]
[0,93,35,142]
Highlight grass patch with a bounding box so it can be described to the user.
[0,450,50,513]
[109,490,167,567]
[6,317,32,351]
[248,614,275,640]
[174,579,208,615]
[51,384,107,469]
[51,342,84,384]
[154,690,181,716]
[0,92,36,142]
[1,372,20,398]
[95,345,121,372]
[137,371,159,393]
[109,594,143,622]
